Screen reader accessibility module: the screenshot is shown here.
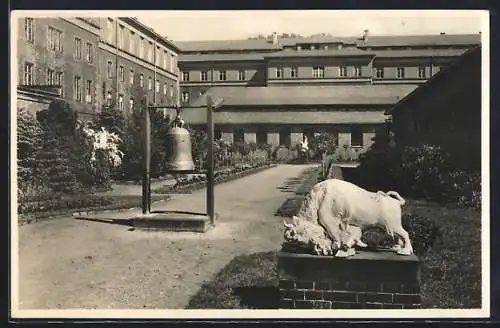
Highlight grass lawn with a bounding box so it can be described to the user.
[187,199,482,309]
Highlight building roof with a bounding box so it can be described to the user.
[179,53,266,63]
[175,33,481,53]
[385,46,481,115]
[181,108,388,125]
[373,48,468,58]
[187,85,418,107]
[176,39,283,52]
[264,48,374,59]
[357,34,481,48]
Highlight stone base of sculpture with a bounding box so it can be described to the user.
[277,251,421,309]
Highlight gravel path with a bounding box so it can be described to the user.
[17,164,316,310]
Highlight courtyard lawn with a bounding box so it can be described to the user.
[188,199,482,309]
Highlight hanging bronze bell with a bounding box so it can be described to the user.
[165,121,196,173]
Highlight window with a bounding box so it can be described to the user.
[106,91,112,106]
[182,91,189,102]
[129,98,134,112]
[313,66,325,78]
[46,68,55,85]
[375,67,384,78]
[24,62,34,85]
[351,130,363,147]
[129,70,134,84]
[182,71,189,81]
[163,83,167,95]
[107,60,113,78]
[74,76,82,102]
[107,18,114,43]
[148,42,153,62]
[219,70,226,81]
[397,67,406,79]
[156,47,161,66]
[148,77,152,90]
[25,18,34,42]
[119,65,124,82]
[238,70,245,81]
[291,66,298,78]
[201,71,208,81]
[118,25,125,48]
[155,80,160,93]
[129,31,135,54]
[354,66,362,77]
[55,72,63,87]
[338,66,347,77]
[139,37,145,58]
[118,94,124,111]
[74,37,82,59]
[86,42,93,63]
[170,85,174,98]
[418,66,426,78]
[163,51,168,69]
[85,80,92,103]
[139,74,144,87]
[276,66,284,78]
[47,26,63,52]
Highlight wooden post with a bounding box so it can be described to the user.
[206,96,215,225]
[142,96,151,214]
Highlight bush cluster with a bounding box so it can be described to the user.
[350,122,481,209]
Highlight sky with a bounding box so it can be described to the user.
[134,10,486,42]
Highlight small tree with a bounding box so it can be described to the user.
[308,132,337,160]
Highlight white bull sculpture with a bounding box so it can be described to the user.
[283,179,413,257]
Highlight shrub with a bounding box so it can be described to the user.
[400,144,481,209]
[17,108,43,195]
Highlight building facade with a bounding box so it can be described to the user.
[178,32,481,159]
[15,16,181,121]
[96,17,181,117]
[16,17,101,120]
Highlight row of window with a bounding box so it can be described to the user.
[106,93,135,112]
[374,66,427,79]
[24,18,91,58]
[74,37,94,64]
[107,18,176,72]
[182,70,245,82]
[181,65,430,82]
[105,60,176,97]
[229,130,365,147]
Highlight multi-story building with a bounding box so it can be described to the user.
[178,31,481,160]
[16,17,101,120]
[96,17,181,117]
[15,16,182,121]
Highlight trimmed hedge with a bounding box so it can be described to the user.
[17,194,171,225]
[153,163,276,195]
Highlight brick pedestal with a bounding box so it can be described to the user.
[278,250,421,309]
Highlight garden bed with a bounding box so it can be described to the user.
[153,163,276,195]
[17,194,171,225]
